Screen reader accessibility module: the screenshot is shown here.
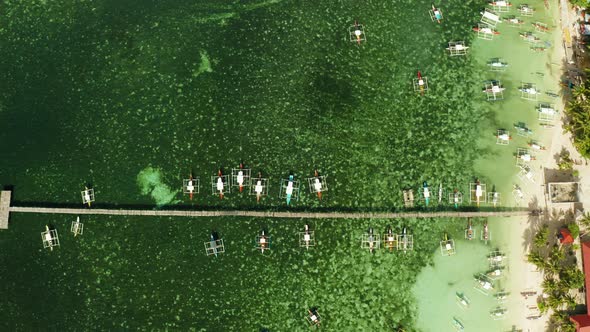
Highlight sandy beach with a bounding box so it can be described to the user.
[498,0,590,331]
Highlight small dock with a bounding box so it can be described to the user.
[0,191,11,229]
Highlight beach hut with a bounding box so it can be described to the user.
[558,228,574,245]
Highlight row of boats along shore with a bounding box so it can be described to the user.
[411,2,551,331]
[77,166,499,208]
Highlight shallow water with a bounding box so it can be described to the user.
[414,0,563,331]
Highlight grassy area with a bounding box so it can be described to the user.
[0,0,493,330]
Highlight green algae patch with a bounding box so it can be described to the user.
[137,167,178,206]
[193,50,213,77]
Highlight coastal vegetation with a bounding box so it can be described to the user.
[565,80,590,158]
[527,222,582,332]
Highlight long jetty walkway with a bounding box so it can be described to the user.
[0,191,533,229]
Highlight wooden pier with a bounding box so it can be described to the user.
[8,206,530,220]
[0,191,11,229]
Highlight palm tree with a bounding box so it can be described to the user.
[563,293,577,311]
[527,251,547,271]
[534,225,549,249]
[542,276,559,294]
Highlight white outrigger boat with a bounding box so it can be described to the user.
[475,274,495,295]
[490,306,508,320]
[456,292,470,308]
[488,250,506,267]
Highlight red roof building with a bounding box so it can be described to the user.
[560,228,574,244]
[571,242,590,331]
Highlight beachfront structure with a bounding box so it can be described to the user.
[570,242,590,331]
[255,230,271,254]
[402,189,414,207]
[548,182,581,205]
[70,216,83,236]
[447,41,468,56]
[519,83,540,100]
[518,4,534,16]
[299,224,315,249]
[211,171,230,197]
[183,176,200,197]
[307,171,328,199]
[231,165,251,193]
[489,1,511,12]
[488,58,508,71]
[81,187,95,206]
[361,228,380,253]
[481,9,501,27]
[349,21,366,45]
[41,225,59,250]
[249,173,269,202]
[496,129,510,145]
[204,233,225,257]
[483,80,504,101]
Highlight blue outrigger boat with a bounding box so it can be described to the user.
[286,174,295,205]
